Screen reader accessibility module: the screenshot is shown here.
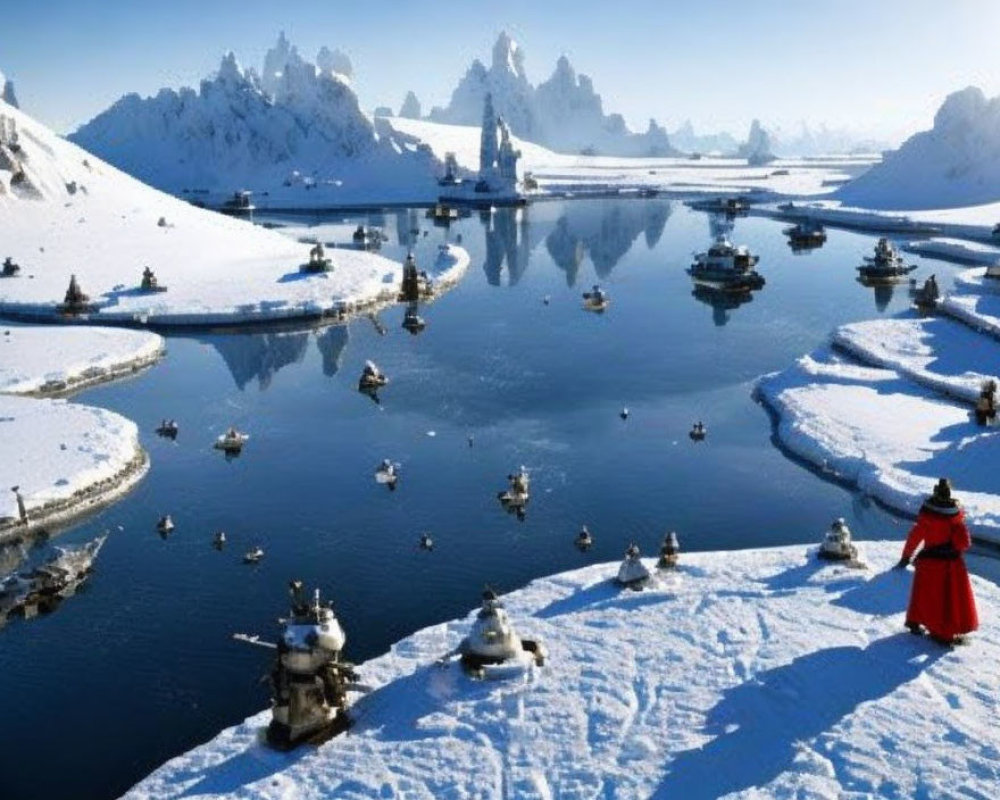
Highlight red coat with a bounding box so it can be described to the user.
[901,504,979,639]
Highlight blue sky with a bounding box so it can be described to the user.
[2,0,999,141]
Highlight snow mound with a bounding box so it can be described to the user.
[839,86,1000,209]
[0,93,457,325]
[125,542,1000,799]
[69,34,439,205]
[0,325,164,395]
[429,33,677,157]
[0,393,143,527]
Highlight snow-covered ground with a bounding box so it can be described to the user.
[757,350,1000,536]
[125,541,1000,799]
[1,96,469,326]
[759,259,1000,541]
[0,324,164,395]
[0,393,145,539]
[386,117,877,200]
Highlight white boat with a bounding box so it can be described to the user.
[374,459,399,487]
[243,547,264,564]
[688,237,764,290]
[215,428,249,453]
[156,515,175,534]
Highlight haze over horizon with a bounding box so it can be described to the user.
[3,0,1000,145]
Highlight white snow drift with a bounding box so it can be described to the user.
[0,325,164,395]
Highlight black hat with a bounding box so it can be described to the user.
[933,478,952,502]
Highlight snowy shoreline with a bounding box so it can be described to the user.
[0,326,167,544]
[125,541,1000,799]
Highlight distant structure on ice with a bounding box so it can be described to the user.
[476,93,521,195]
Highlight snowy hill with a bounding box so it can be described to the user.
[737,119,776,165]
[0,90,469,325]
[429,33,677,157]
[125,542,1000,799]
[69,35,440,205]
[838,86,1000,210]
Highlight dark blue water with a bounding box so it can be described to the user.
[0,200,990,800]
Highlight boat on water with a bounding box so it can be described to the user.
[0,534,107,622]
[220,190,255,216]
[498,467,530,513]
[857,238,917,282]
[582,285,610,312]
[784,220,827,251]
[243,547,264,564]
[687,196,750,216]
[215,427,249,454]
[358,360,389,392]
[688,237,764,291]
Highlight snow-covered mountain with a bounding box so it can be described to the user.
[737,119,776,165]
[838,86,1000,209]
[399,90,421,119]
[669,121,738,155]
[429,33,677,157]
[70,35,439,204]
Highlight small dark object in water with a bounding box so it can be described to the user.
[620,407,629,420]
[689,421,707,441]
[155,419,179,439]
[1,256,20,277]
[575,525,593,551]
[419,533,434,551]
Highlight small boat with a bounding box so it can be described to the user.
[689,237,764,291]
[419,533,434,551]
[1,534,107,620]
[783,220,827,251]
[689,421,707,441]
[156,515,175,535]
[498,467,530,510]
[620,407,629,420]
[213,531,227,549]
[374,459,399,489]
[856,238,917,282]
[911,274,940,311]
[220,190,255,216]
[1,256,21,277]
[358,360,389,392]
[155,419,179,439]
[582,285,610,312]
[687,197,749,217]
[215,428,249,454]
[575,525,594,551]
[243,547,264,564]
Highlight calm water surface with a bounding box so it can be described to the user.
[1,200,993,800]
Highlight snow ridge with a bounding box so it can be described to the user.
[839,86,1000,210]
[69,35,438,199]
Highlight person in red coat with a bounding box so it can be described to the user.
[895,478,979,645]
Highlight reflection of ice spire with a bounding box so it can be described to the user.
[316,326,350,377]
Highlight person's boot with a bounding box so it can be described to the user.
[905,621,924,636]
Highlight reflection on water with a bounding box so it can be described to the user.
[858,278,897,313]
[691,286,755,327]
[545,201,674,285]
[484,207,533,286]
[206,331,310,391]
